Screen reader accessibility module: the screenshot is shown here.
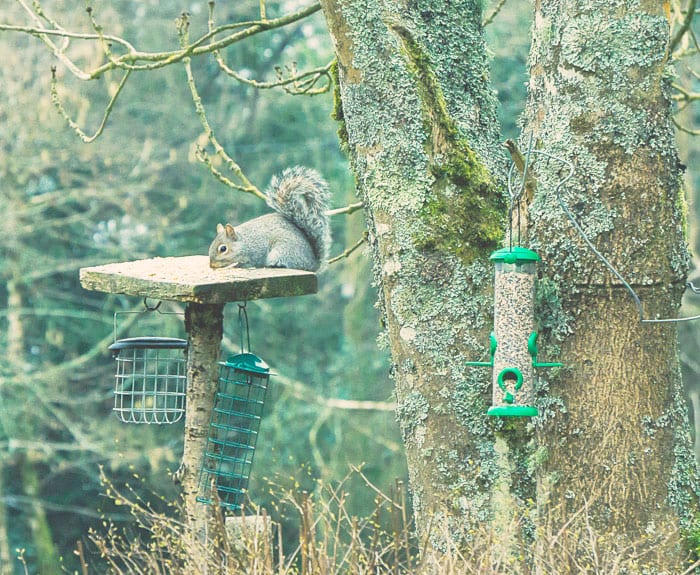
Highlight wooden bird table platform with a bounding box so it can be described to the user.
[79,254,317,303]
[80,255,317,528]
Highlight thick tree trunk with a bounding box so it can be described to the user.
[524,0,699,568]
[320,0,508,550]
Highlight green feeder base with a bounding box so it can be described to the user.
[487,405,539,417]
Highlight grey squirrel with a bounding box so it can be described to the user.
[208,166,331,272]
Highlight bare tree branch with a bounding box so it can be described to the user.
[50,66,131,143]
[1,1,329,200]
[482,0,509,27]
[0,2,323,78]
[214,54,333,95]
[184,55,264,199]
[673,115,700,136]
[207,1,333,94]
[673,82,700,104]
[326,201,364,217]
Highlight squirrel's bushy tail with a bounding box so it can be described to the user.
[266,166,331,266]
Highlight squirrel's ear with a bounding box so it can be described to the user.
[224,224,237,239]
[216,223,225,234]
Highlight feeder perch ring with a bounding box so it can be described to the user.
[497,367,523,392]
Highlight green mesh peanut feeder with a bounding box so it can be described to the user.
[197,352,271,510]
[467,247,561,417]
[109,337,188,424]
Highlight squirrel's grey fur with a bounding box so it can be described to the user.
[208,167,331,272]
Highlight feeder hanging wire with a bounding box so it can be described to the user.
[238,302,251,353]
[113,297,184,342]
[513,141,700,324]
[506,132,536,250]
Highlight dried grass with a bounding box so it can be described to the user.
[73,470,700,575]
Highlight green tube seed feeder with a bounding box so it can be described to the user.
[467,247,561,417]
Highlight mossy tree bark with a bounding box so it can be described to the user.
[524,0,699,568]
[320,0,510,550]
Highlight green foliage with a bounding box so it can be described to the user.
[534,276,572,343]
[683,516,700,560]
[329,60,349,153]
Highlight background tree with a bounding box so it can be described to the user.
[323,3,700,569]
[320,0,509,549]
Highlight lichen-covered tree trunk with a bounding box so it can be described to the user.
[320,0,509,549]
[524,0,699,567]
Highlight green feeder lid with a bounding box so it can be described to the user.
[490,247,540,264]
[487,405,539,417]
[223,352,270,374]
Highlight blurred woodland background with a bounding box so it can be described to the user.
[0,0,698,573]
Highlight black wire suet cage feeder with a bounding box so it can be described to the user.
[108,300,187,424]
[109,337,188,424]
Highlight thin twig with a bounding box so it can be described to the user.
[673,115,700,136]
[205,1,331,94]
[195,146,256,194]
[14,0,92,79]
[682,558,700,575]
[349,464,403,509]
[326,201,364,216]
[327,231,368,265]
[50,66,131,143]
[183,57,264,199]
[482,0,508,26]
[215,52,333,94]
[672,81,700,103]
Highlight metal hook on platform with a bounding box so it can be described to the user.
[112,299,183,342]
[143,297,162,312]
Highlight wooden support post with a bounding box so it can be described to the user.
[180,302,224,530]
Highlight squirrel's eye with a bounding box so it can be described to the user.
[218,245,228,254]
